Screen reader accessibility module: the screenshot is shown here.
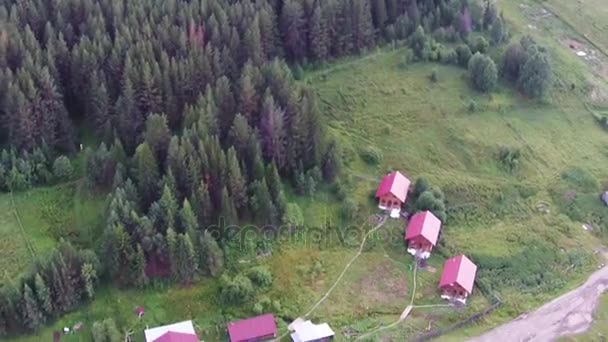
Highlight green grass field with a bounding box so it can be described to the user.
[0,182,106,278]
[5,0,608,341]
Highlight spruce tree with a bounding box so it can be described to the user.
[220,186,238,228]
[179,198,199,236]
[22,283,45,330]
[135,142,160,209]
[309,3,328,61]
[199,230,224,277]
[175,233,198,284]
[226,147,248,211]
[129,244,147,288]
[34,274,53,318]
[144,113,171,165]
[280,0,306,61]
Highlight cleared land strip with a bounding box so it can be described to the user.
[470,264,608,342]
[9,190,37,259]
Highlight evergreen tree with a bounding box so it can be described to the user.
[34,273,53,318]
[199,230,224,277]
[134,142,160,209]
[490,18,506,46]
[175,233,198,284]
[322,141,342,182]
[309,3,329,61]
[281,0,306,61]
[22,283,45,330]
[220,186,238,228]
[144,114,171,165]
[226,147,248,212]
[129,244,147,287]
[81,263,97,299]
[117,76,142,154]
[179,198,199,236]
[250,179,276,224]
[518,46,553,99]
[214,76,236,136]
[158,184,178,233]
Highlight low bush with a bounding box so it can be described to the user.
[359,146,382,165]
[247,266,273,288]
[498,146,521,172]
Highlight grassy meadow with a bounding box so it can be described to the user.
[5,0,608,341]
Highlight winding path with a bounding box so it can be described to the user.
[470,262,608,342]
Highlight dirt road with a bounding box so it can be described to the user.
[470,264,608,342]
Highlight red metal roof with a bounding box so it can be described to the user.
[405,211,441,246]
[439,255,478,294]
[153,331,199,342]
[227,314,277,342]
[375,171,411,203]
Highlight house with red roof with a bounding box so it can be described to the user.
[227,313,277,342]
[439,255,478,304]
[144,320,199,342]
[375,171,411,218]
[405,211,442,259]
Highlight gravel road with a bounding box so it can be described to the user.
[470,260,608,342]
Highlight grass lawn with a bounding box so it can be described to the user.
[0,182,106,278]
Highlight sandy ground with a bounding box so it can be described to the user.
[470,254,608,342]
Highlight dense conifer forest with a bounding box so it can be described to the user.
[0,0,479,336]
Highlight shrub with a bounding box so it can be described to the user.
[469,36,489,54]
[341,199,358,220]
[468,53,497,92]
[414,190,447,222]
[53,156,73,181]
[438,47,458,65]
[220,274,254,304]
[282,203,304,228]
[468,99,478,112]
[360,146,382,165]
[247,266,273,288]
[498,146,521,172]
[456,44,473,67]
[429,69,439,82]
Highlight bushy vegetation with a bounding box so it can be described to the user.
[498,146,521,173]
[408,177,447,222]
[502,36,553,99]
[360,146,383,165]
[468,53,498,92]
[91,318,121,342]
[0,147,65,192]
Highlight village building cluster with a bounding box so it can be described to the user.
[143,170,477,341]
[376,171,478,304]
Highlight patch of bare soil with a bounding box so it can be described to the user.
[355,260,408,308]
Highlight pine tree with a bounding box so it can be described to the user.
[214,76,236,137]
[81,263,97,299]
[179,198,199,236]
[244,17,264,66]
[129,244,147,287]
[117,76,142,153]
[34,274,53,318]
[158,184,178,232]
[135,142,160,209]
[166,228,178,278]
[226,147,248,212]
[260,91,286,167]
[322,141,342,182]
[136,62,162,116]
[175,233,198,284]
[237,73,258,124]
[144,113,171,165]
[220,186,238,228]
[250,179,276,224]
[199,230,224,277]
[372,0,388,32]
[309,3,328,61]
[280,0,306,61]
[22,283,45,330]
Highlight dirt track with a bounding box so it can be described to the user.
[470,263,608,342]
